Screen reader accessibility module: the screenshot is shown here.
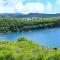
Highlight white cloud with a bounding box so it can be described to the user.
[56,0,60,4]
[0,0,17,13]
[25,2,45,14]
[0,5,4,13]
[15,2,25,13]
[0,0,52,14]
[56,0,60,13]
[15,2,45,14]
[46,2,52,13]
[4,6,16,13]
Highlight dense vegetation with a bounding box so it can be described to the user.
[0,37,60,60]
[0,18,60,32]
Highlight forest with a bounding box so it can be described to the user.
[0,18,60,33]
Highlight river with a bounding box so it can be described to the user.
[0,28,60,48]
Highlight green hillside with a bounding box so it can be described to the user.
[0,37,60,60]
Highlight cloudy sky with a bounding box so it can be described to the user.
[0,0,60,14]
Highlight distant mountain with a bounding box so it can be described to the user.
[0,13,60,18]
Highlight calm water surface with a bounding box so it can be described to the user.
[0,28,60,48]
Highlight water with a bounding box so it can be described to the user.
[0,28,60,48]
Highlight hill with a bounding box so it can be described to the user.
[0,13,60,18]
[0,37,60,60]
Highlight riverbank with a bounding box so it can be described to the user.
[0,18,60,33]
[0,37,60,60]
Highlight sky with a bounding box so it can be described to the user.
[0,0,60,14]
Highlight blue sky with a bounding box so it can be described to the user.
[0,0,60,14]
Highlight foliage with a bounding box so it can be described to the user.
[0,18,60,32]
[0,37,60,60]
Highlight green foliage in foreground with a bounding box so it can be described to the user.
[0,37,60,60]
[0,18,60,32]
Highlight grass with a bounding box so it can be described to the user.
[0,37,60,60]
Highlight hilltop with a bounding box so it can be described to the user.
[0,13,60,18]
